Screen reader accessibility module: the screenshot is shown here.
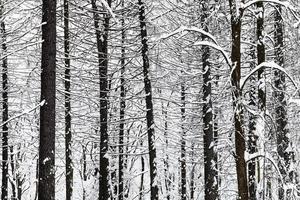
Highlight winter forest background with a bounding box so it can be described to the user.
[0,0,300,200]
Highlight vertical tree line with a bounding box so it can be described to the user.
[0,0,298,200]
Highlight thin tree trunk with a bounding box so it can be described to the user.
[9,146,16,199]
[64,0,73,200]
[180,74,186,200]
[91,1,111,199]
[163,103,170,200]
[118,1,126,198]
[39,0,56,199]
[228,0,248,199]
[274,5,290,200]
[139,153,145,200]
[137,0,159,199]
[256,2,266,199]
[201,1,218,199]
[248,38,257,200]
[0,1,8,199]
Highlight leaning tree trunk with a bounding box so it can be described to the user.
[0,1,8,199]
[201,1,218,200]
[91,0,111,199]
[274,5,291,200]
[228,0,249,199]
[118,0,126,198]
[39,0,57,200]
[64,0,73,200]
[137,0,159,199]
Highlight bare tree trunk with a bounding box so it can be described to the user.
[0,1,8,199]
[64,0,73,200]
[137,0,159,199]
[91,1,111,199]
[118,1,126,199]
[228,0,249,199]
[180,72,187,200]
[201,1,218,199]
[274,5,291,200]
[39,0,57,199]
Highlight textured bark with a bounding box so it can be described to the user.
[274,5,290,200]
[180,76,186,200]
[201,1,218,200]
[91,1,111,199]
[248,40,257,200]
[64,0,73,200]
[0,1,8,199]
[228,0,249,199]
[118,1,125,199]
[39,0,57,199]
[137,0,159,199]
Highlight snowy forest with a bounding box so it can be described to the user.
[0,0,300,200]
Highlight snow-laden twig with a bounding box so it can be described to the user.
[193,41,231,67]
[0,100,45,127]
[157,26,218,44]
[241,0,293,11]
[99,0,116,20]
[241,61,298,91]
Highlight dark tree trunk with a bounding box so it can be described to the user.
[39,0,56,199]
[91,0,111,199]
[82,145,87,200]
[274,5,290,200]
[228,0,249,199]
[9,146,16,199]
[118,1,126,199]
[180,75,186,200]
[201,1,218,200]
[137,0,159,199]
[64,0,73,200]
[163,103,171,200]
[0,1,8,199]
[139,153,145,200]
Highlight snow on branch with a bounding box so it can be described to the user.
[158,26,231,67]
[0,100,45,127]
[99,0,116,20]
[241,0,294,11]
[241,61,298,91]
[158,26,218,44]
[193,41,231,67]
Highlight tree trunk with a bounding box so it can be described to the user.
[274,5,290,200]
[0,0,8,199]
[180,74,186,200]
[201,1,218,200]
[39,0,56,199]
[118,1,126,199]
[137,0,159,199]
[64,0,73,200]
[228,0,249,199]
[91,0,111,199]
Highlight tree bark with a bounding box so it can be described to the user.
[274,5,290,200]
[64,0,73,200]
[91,0,111,199]
[39,0,57,199]
[180,74,186,200]
[0,1,8,199]
[118,1,126,199]
[201,1,218,199]
[228,0,249,199]
[137,0,159,199]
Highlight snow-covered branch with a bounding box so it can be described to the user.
[241,61,297,91]
[158,26,218,44]
[193,41,231,67]
[241,0,293,11]
[0,100,45,127]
